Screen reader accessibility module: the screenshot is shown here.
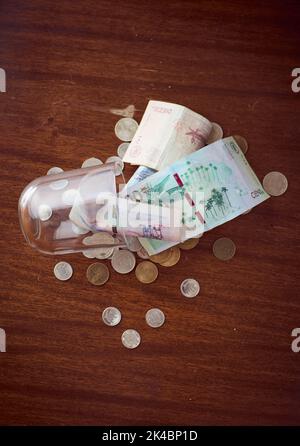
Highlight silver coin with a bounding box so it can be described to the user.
[91,232,115,245]
[54,261,73,281]
[62,189,79,206]
[94,246,115,259]
[82,236,94,246]
[114,118,139,142]
[121,329,141,349]
[50,178,68,191]
[47,166,64,175]
[263,171,288,196]
[71,222,90,235]
[81,157,103,168]
[105,156,124,176]
[207,122,223,144]
[102,307,122,326]
[145,308,165,328]
[126,236,142,252]
[180,278,200,298]
[82,249,97,259]
[111,249,136,274]
[38,204,52,221]
[117,142,130,159]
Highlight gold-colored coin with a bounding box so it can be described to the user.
[159,247,181,267]
[179,238,199,250]
[233,135,248,154]
[135,261,158,284]
[212,237,236,261]
[86,263,110,285]
[149,250,172,264]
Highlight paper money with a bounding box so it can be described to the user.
[125,137,270,255]
[123,100,212,170]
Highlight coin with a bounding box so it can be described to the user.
[94,246,115,259]
[47,166,64,175]
[126,236,142,252]
[213,237,236,260]
[117,142,130,159]
[111,249,136,274]
[135,261,158,284]
[102,307,122,326]
[179,238,199,250]
[145,308,165,328]
[86,263,109,286]
[54,261,73,281]
[114,118,139,142]
[180,278,200,298]
[71,222,90,235]
[83,236,94,246]
[62,189,79,206]
[233,135,248,154]
[105,156,124,176]
[207,122,223,144]
[50,177,68,191]
[91,232,115,246]
[263,171,288,196]
[82,249,97,259]
[81,157,103,168]
[149,249,172,264]
[159,247,181,267]
[38,204,52,221]
[137,247,149,259]
[121,329,141,349]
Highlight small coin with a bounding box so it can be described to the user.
[102,307,122,326]
[38,204,52,221]
[81,157,103,168]
[135,261,158,284]
[117,142,130,159]
[86,263,110,286]
[159,247,181,267]
[149,249,172,264]
[105,156,124,176]
[263,171,288,197]
[82,249,97,259]
[94,246,115,259]
[111,249,136,274]
[145,308,165,328]
[54,261,73,281]
[233,135,248,154]
[83,236,94,246]
[71,222,90,235]
[47,166,64,175]
[50,178,68,191]
[180,278,200,298]
[62,189,79,206]
[114,117,139,142]
[121,329,141,349]
[91,232,115,246]
[213,237,236,261]
[126,236,142,252]
[207,122,223,144]
[137,247,149,259]
[179,238,200,250]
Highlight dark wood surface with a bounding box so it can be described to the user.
[0,0,299,426]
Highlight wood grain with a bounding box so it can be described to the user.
[0,0,300,426]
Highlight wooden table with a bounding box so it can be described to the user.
[0,0,299,426]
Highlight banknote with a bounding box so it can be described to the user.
[125,137,270,255]
[123,100,212,170]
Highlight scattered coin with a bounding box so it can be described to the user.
[83,236,94,246]
[54,261,73,281]
[71,222,90,235]
[145,308,165,328]
[105,156,124,176]
[102,307,122,326]
[179,238,199,250]
[159,247,181,267]
[82,249,97,259]
[233,135,248,154]
[47,166,64,175]
[91,232,115,246]
[207,122,223,144]
[263,171,288,197]
[149,250,172,265]
[94,246,115,260]
[86,263,110,286]
[114,117,139,142]
[62,189,79,206]
[117,142,130,159]
[135,261,158,284]
[126,236,142,252]
[111,249,136,274]
[121,329,141,349]
[180,278,200,298]
[50,177,68,191]
[38,204,52,221]
[81,157,103,168]
[213,237,236,261]
[137,247,149,259]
